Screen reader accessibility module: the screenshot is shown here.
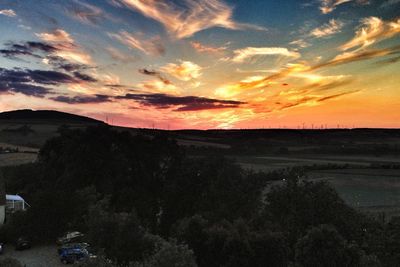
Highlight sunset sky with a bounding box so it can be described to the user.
[0,0,399,129]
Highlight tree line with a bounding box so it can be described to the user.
[1,126,399,266]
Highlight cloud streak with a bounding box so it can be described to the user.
[119,0,264,39]
[116,93,245,111]
[51,94,111,104]
[67,0,105,25]
[340,17,400,51]
[190,41,226,53]
[310,19,344,38]
[109,31,165,56]
[232,47,300,63]
[319,0,352,14]
[0,41,57,59]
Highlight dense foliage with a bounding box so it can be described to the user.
[1,126,399,266]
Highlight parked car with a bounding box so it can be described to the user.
[15,237,31,250]
[59,247,96,264]
[57,231,85,245]
[59,247,89,264]
[57,242,90,255]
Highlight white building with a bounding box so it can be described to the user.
[6,194,29,213]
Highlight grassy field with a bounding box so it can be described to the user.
[307,168,400,217]
[232,154,400,172]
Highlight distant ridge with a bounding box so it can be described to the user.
[0,109,104,124]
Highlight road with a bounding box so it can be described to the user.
[2,244,64,267]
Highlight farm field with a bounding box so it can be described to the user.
[307,168,400,218]
[262,167,400,218]
[232,154,400,172]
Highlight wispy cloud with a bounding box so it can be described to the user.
[340,17,400,51]
[106,47,139,63]
[0,9,16,17]
[319,0,352,14]
[231,47,300,63]
[36,29,74,43]
[67,0,105,25]
[109,31,165,56]
[190,41,226,54]
[119,0,265,39]
[161,61,202,81]
[310,19,344,38]
[36,29,92,65]
[319,46,400,68]
[290,39,310,49]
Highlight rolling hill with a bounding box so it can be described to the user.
[0,109,105,148]
[0,109,104,124]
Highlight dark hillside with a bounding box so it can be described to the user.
[0,109,104,124]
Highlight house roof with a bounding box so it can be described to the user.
[6,194,24,202]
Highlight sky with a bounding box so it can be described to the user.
[0,0,399,129]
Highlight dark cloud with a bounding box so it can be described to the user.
[50,94,111,104]
[0,67,77,97]
[28,70,77,85]
[73,71,97,82]
[0,66,97,98]
[0,41,57,59]
[138,68,171,85]
[0,42,94,76]
[0,41,97,87]
[0,80,50,97]
[116,93,245,111]
[0,68,76,85]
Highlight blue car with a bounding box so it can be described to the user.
[58,242,90,255]
[59,247,89,264]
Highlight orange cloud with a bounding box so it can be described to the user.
[340,17,400,51]
[36,29,92,65]
[36,29,74,43]
[190,41,226,53]
[119,0,264,39]
[161,61,202,81]
[317,45,400,68]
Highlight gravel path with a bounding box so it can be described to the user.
[2,244,64,267]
